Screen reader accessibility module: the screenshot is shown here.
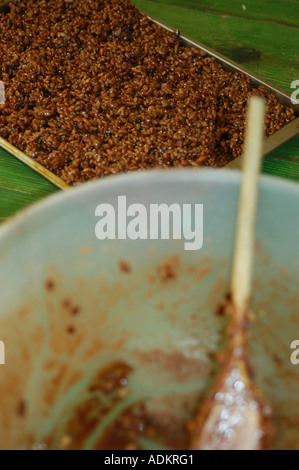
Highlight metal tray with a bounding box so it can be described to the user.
[0,7,298,189]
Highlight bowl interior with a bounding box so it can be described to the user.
[0,169,299,450]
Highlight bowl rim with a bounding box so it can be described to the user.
[1,168,299,241]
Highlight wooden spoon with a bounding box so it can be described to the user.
[189,96,272,450]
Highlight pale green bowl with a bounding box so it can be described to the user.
[0,169,299,450]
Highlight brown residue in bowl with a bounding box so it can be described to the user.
[61,298,81,316]
[119,261,131,273]
[136,348,209,384]
[88,361,132,395]
[54,361,134,450]
[16,399,26,417]
[71,306,81,316]
[157,255,180,281]
[61,299,71,309]
[45,279,55,292]
[0,0,295,185]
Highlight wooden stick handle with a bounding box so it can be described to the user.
[231,96,265,318]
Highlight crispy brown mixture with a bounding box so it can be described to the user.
[0,0,295,185]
